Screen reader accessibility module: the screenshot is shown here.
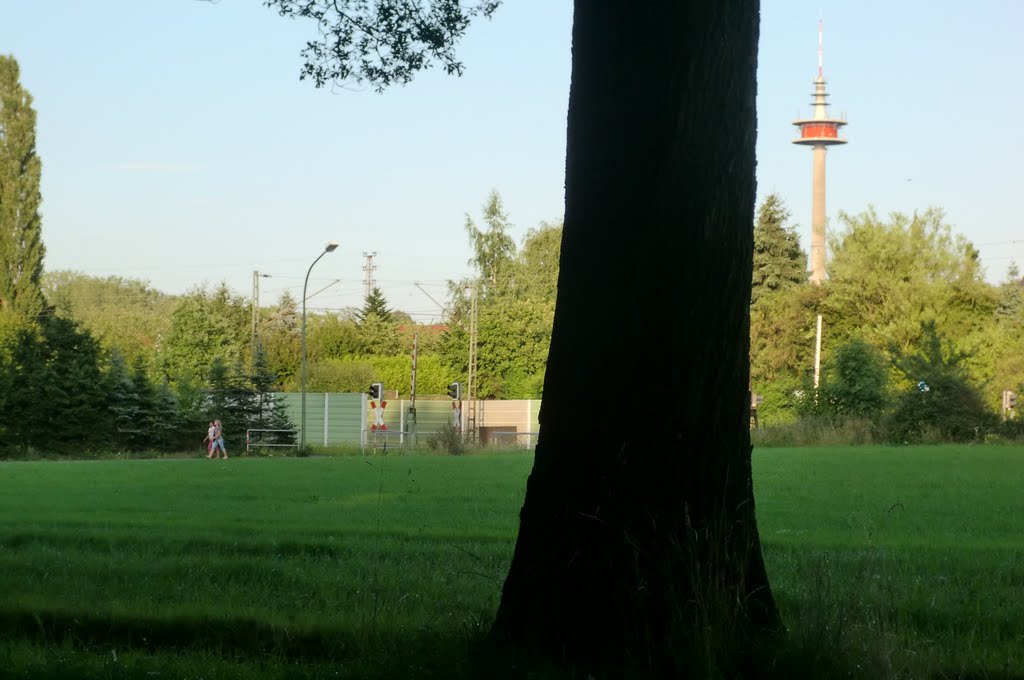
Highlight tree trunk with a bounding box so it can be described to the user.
[490,1,778,675]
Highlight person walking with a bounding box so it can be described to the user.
[211,419,228,459]
[203,421,217,458]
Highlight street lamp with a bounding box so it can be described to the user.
[301,240,339,450]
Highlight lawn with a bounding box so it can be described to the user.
[0,446,1022,678]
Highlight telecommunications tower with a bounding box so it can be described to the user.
[792,20,847,285]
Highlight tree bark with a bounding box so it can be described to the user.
[490,1,778,675]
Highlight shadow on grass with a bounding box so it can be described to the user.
[3,607,1023,680]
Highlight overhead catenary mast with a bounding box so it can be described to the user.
[792,19,847,286]
[362,251,378,299]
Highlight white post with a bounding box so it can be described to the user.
[360,393,367,453]
[399,400,405,445]
[813,314,823,389]
[323,393,329,446]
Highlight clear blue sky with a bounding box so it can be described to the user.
[2,1,1021,321]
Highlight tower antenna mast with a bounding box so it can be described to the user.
[818,18,823,79]
[792,18,847,286]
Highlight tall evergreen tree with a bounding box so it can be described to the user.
[751,193,805,306]
[103,350,140,451]
[0,55,45,316]
[355,286,392,325]
[2,316,104,453]
[148,378,182,451]
[995,262,1023,323]
[250,347,296,447]
[204,357,256,453]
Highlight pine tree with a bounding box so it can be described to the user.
[103,350,139,451]
[149,378,182,451]
[356,286,392,325]
[996,262,1023,323]
[0,56,45,317]
[751,193,805,306]
[250,347,296,447]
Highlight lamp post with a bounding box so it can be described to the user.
[301,240,339,450]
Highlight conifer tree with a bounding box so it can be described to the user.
[356,286,392,325]
[103,350,139,451]
[250,347,296,447]
[751,193,805,306]
[0,56,45,316]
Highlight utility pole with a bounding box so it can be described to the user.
[409,332,418,440]
[362,251,378,300]
[813,314,823,390]
[466,282,479,440]
[251,270,271,370]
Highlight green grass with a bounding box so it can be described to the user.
[1,447,1023,678]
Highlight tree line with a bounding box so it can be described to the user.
[0,56,291,456]
[751,194,1024,442]
[37,191,559,403]
[5,47,1022,457]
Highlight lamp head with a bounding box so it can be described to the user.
[325,241,339,253]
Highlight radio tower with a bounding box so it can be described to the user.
[793,20,847,285]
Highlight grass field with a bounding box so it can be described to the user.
[1,446,1023,678]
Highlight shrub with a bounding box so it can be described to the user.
[425,424,465,455]
[886,373,993,443]
[823,338,889,417]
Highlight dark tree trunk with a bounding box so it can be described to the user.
[490,1,778,675]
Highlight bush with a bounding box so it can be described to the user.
[823,338,889,417]
[425,424,465,455]
[886,373,993,443]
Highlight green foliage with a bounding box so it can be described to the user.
[264,0,502,91]
[356,311,403,356]
[0,56,45,317]
[159,284,249,385]
[751,373,803,428]
[148,378,184,450]
[259,290,301,388]
[43,271,175,368]
[250,347,296,446]
[886,323,993,443]
[749,195,815,390]
[752,193,805,305]
[425,423,466,455]
[307,353,451,396]
[821,338,889,417]
[513,220,562,304]
[441,195,559,398]
[750,284,820,385]
[474,298,552,398]
[103,350,144,451]
[202,355,296,452]
[204,358,254,452]
[995,262,1023,322]
[356,286,392,324]
[0,316,105,453]
[304,310,358,359]
[824,207,994,356]
[465,189,516,299]
[749,205,1017,442]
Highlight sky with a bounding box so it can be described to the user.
[2,1,1022,322]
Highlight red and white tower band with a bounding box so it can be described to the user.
[793,20,847,286]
